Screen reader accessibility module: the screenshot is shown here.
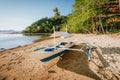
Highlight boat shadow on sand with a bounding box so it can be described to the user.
[57,45,101,80]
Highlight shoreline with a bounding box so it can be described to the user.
[0,34,59,52]
[0,33,51,51]
[0,34,120,80]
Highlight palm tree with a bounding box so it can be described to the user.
[53,7,60,19]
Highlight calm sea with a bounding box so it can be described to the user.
[0,34,42,49]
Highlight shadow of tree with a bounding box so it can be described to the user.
[101,47,120,55]
[95,49,110,68]
[57,45,101,80]
[95,47,120,68]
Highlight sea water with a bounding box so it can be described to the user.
[0,34,41,49]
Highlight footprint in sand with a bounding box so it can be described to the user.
[48,70,56,73]
[1,76,7,80]
[10,59,14,61]
[13,77,16,80]
[7,66,12,71]
[17,60,22,64]
[2,64,6,66]
[0,66,2,69]
[2,56,7,58]
[12,53,16,55]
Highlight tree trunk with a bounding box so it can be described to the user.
[119,0,120,12]
[92,17,95,33]
[99,14,105,33]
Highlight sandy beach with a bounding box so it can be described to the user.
[0,34,120,80]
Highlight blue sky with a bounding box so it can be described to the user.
[0,0,74,31]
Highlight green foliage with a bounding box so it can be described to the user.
[24,7,67,33]
[67,0,120,33]
[67,0,95,33]
[24,16,67,33]
[24,0,120,33]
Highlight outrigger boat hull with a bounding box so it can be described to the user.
[39,42,74,62]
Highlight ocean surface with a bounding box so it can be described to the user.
[0,34,43,49]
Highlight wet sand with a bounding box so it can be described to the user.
[0,34,120,80]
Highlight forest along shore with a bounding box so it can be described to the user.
[0,34,120,80]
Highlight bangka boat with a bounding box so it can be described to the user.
[33,26,93,62]
[39,41,74,62]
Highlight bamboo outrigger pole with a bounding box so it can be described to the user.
[66,23,68,32]
[53,26,56,48]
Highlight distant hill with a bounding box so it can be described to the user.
[0,30,21,33]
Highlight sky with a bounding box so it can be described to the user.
[0,0,74,31]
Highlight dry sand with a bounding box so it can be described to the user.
[0,34,120,80]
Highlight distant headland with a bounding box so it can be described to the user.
[0,30,21,34]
